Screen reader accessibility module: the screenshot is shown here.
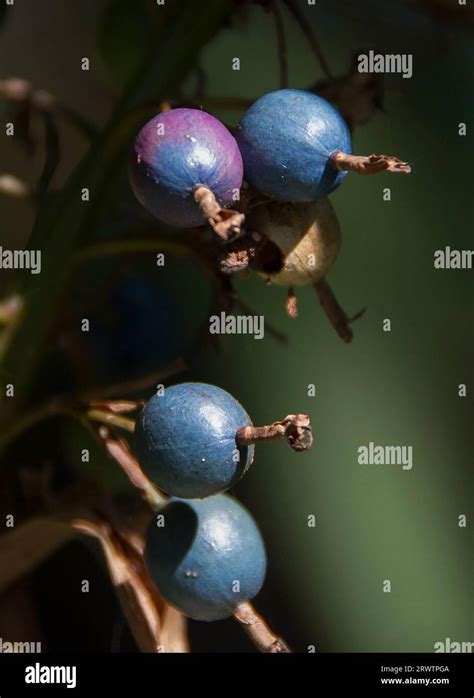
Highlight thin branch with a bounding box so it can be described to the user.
[88,400,140,414]
[160,604,189,653]
[95,425,165,508]
[234,601,291,653]
[73,517,163,652]
[269,1,288,88]
[282,0,333,79]
[74,513,190,652]
[0,356,186,456]
[314,277,366,343]
[56,103,98,140]
[86,409,136,433]
[0,399,77,455]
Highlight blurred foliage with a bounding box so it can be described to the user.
[0,0,233,412]
[98,0,153,87]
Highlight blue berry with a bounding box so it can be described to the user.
[135,382,313,498]
[236,89,410,202]
[129,108,243,228]
[134,383,255,498]
[145,494,267,621]
[236,89,351,201]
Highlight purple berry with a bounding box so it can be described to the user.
[129,108,244,228]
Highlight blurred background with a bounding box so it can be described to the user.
[0,0,472,652]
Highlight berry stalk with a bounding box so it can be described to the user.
[236,414,313,451]
[234,601,292,653]
[193,186,244,241]
[330,150,411,175]
[286,287,298,318]
[314,278,366,344]
[86,408,136,433]
[97,425,166,509]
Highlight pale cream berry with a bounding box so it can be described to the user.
[248,198,341,286]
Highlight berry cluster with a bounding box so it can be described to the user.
[129,87,409,647]
[134,382,311,638]
[130,88,410,330]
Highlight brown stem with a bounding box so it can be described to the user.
[73,517,164,653]
[236,414,313,452]
[86,408,136,433]
[194,186,245,241]
[0,356,183,455]
[286,287,298,319]
[234,601,292,653]
[97,426,165,507]
[330,151,411,175]
[314,278,366,344]
[88,400,141,414]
